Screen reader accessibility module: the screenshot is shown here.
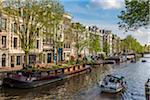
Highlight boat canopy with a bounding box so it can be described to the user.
[106,74,124,80]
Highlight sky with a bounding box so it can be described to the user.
[60,0,150,45]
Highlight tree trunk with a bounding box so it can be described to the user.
[24,51,29,68]
[76,48,79,64]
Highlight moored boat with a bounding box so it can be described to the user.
[3,64,91,88]
[103,60,116,64]
[142,60,147,62]
[145,78,150,100]
[0,79,2,86]
[99,74,127,93]
[131,59,136,63]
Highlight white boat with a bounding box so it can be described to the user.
[99,74,127,93]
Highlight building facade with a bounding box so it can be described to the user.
[0,12,123,68]
[101,29,113,55]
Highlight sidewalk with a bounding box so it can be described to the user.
[0,66,22,73]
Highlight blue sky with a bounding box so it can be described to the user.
[60,0,150,45]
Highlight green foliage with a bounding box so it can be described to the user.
[118,0,149,31]
[122,35,145,53]
[72,23,87,53]
[103,42,110,55]
[89,34,101,53]
[2,0,64,65]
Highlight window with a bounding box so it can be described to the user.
[11,23,14,32]
[0,17,2,30]
[2,36,6,48]
[20,25,24,33]
[47,53,51,63]
[43,54,45,63]
[29,55,36,64]
[2,54,6,67]
[37,28,39,37]
[14,23,17,33]
[16,56,21,65]
[14,37,17,48]
[1,18,7,30]
[36,40,39,49]
[64,43,70,48]
[11,56,15,63]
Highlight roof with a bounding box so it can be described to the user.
[107,74,124,80]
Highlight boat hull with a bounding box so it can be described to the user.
[99,74,126,94]
[3,77,65,88]
[3,65,91,88]
[0,80,3,86]
[101,86,123,93]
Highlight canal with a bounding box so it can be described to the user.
[0,54,150,100]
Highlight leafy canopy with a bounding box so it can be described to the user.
[122,35,145,53]
[2,0,64,53]
[118,0,149,31]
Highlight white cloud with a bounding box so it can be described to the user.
[74,17,150,45]
[91,0,124,9]
[132,29,150,45]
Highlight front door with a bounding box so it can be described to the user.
[47,53,51,63]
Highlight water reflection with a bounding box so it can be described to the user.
[0,55,150,100]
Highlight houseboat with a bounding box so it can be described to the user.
[99,74,127,93]
[0,73,3,86]
[3,64,91,88]
[131,59,136,63]
[0,73,5,86]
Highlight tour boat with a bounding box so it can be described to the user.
[145,78,150,100]
[99,74,127,93]
[3,64,91,88]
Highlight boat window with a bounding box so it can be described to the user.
[109,78,115,82]
[57,69,63,74]
[55,70,57,75]
[78,65,80,69]
[41,72,48,76]
[73,66,75,70]
[49,71,55,75]
[68,68,70,71]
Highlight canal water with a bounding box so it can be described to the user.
[0,54,150,100]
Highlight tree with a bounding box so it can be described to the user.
[122,35,144,53]
[63,17,74,43]
[103,42,110,56]
[118,0,149,31]
[72,22,87,63]
[0,0,2,11]
[48,0,64,64]
[2,0,64,66]
[89,34,101,54]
